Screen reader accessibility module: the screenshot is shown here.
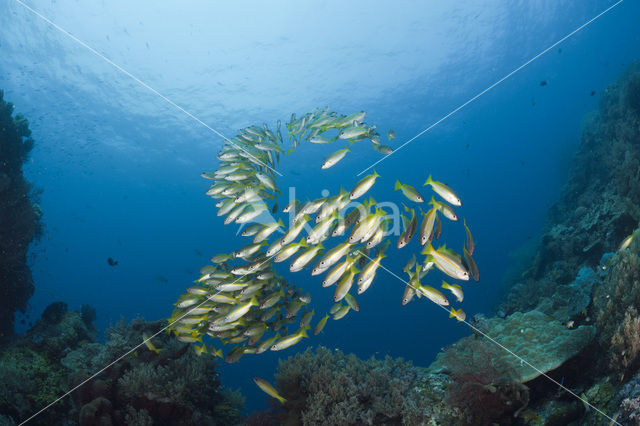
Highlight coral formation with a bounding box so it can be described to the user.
[593,229,640,380]
[269,346,429,425]
[0,90,42,341]
[0,303,95,423]
[534,266,598,321]
[491,60,640,424]
[501,61,640,317]
[0,305,244,425]
[63,317,245,425]
[433,310,595,383]
[614,370,640,424]
[440,338,528,424]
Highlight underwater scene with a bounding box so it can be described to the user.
[2,0,640,425]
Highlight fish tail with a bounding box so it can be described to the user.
[300,325,310,338]
[394,180,401,191]
[423,241,434,254]
[425,174,433,186]
[449,308,455,318]
[277,395,287,404]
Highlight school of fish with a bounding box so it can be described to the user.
[167,108,479,371]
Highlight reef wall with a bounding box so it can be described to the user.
[0,90,41,341]
[501,60,640,318]
[494,60,640,424]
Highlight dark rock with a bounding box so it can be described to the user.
[41,301,68,324]
[79,397,113,426]
[81,304,96,326]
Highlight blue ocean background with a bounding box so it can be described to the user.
[2,0,640,413]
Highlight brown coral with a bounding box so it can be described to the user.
[442,338,529,425]
[610,307,640,378]
[594,232,640,378]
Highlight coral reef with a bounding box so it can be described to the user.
[0,305,244,425]
[534,266,598,322]
[0,89,42,341]
[433,310,595,383]
[268,346,430,425]
[0,302,95,423]
[440,338,528,424]
[593,228,640,380]
[501,60,640,317]
[614,370,640,424]
[63,317,245,425]
[490,61,640,425]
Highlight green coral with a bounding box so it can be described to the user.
[0,346,68,420]
[0,306,98,423]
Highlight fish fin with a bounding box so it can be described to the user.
[378,239,391,255]
[300,325,310,338]
[421,242,434,255]
[401,213,408,231]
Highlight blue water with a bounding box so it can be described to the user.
[2,0,639,413]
